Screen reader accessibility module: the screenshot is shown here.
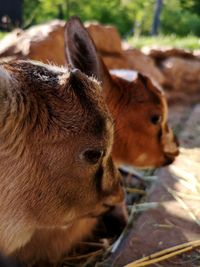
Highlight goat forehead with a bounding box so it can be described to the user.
[18,60,67,76]
[13,60,65,82]
[4,61,112,137]
[110,69,164,94]
[28,60,66,74]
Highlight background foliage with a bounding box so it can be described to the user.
[22,0,200,37]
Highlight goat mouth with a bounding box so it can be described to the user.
[61,205,113,224]
[89,214,103,218]
[163,155,175,166]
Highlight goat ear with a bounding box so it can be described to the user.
[137,73,149,86]
[64,16,113,90]
[136,73,163,104]
[65,16,101,81]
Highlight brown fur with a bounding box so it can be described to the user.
[0,60,124,257]
[14,17,179,266]
[14,218,97,265]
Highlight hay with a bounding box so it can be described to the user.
[125,240,200,267]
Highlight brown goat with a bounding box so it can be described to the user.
[14,17,179,266]
[0,60,124,258]
[65,17,179,168]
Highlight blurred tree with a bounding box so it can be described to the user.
[22,0,200,36]
[121,0,154,37]
[57,4,64,20]
[180,0,200,16]
[23,0,67,28]
[161,0,200,36]
[151,0,163,36]
[23,0,138,36]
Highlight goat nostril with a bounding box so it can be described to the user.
[164,155,175,166]
[166,158,173,165]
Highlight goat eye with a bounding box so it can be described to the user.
[151,115,161,125]
[83,150,104,164]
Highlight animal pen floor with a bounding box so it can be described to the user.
[60,94,200,267]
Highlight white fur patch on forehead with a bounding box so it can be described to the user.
[110,69,164,95]
[110,69,138,81]
[26,60,100,87]
[25,60,67,74]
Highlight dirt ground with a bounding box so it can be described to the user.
[98,97,200,267]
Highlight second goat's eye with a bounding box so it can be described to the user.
[151,115,162,125]
[83,150,104,164]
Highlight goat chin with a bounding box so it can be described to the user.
[16,202,128,266]
[14,218,97,265]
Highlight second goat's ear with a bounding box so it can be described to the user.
[65,16,101,81]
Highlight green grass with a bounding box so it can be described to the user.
[1,29,200,51]
[0,32,7,40]
[127,35,200,51]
